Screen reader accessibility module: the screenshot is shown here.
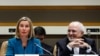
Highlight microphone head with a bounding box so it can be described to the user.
[87,30,91,35]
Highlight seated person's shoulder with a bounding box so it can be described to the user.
[8,37,21,45]
[8,37,17,41]
[32,38,41,44]
[42,43,53,53]
[57,37,67,43]
[33,38,40,42]
[85,37,95,42]
[42,43,52,48]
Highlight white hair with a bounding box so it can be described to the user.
[69,21,86,33]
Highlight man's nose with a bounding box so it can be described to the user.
[69,31,73,35]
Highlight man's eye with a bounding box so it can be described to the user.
[68,30,71,32]
[72,30,76,32]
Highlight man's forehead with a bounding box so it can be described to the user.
[69,22,80,26]
[69,24,80,28]
[68,24,81,31]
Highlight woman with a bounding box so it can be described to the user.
[6,16,43,56]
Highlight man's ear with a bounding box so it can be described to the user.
[81,31,84,34]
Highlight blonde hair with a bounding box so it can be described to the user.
[15,16,34,39]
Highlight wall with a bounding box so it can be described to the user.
[0,0,100,6]
[0,10,100,23]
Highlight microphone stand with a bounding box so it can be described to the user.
[87,30,98,55]
[57,47,60,56]
[34,43,52,55]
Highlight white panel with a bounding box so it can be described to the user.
[73,54,98,56]
[15,54,39,56]
[0,26,100,35]
[0,0,100,6]
[42,26,68,35]
[0,26,15,35]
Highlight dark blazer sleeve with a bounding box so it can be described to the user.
[56,38,73,56]
[84,37,97,54]
[90,39,97,53]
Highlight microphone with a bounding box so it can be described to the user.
[86,45,97,55]
[87,30,91,37]
[34,43,52,55]
[91,50,97,55]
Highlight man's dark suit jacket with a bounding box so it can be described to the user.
[56,36,97,56]
[41,42,53,55]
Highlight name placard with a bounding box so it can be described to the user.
[73,54,98,56]
[15,54,39,56]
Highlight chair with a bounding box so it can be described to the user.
[0,41,8,56]
[53,45,57,56]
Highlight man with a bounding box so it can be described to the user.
[54,21,97,56]
[34,26,53,55]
